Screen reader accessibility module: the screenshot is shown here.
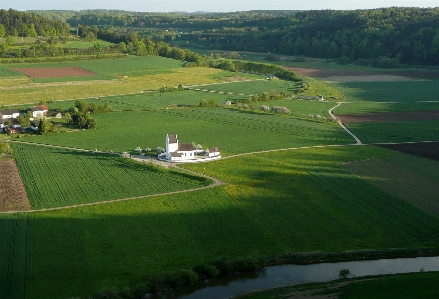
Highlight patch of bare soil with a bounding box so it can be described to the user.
[0,159,30,211]
[337,111,439,123]
[374,141,439,162]
[12,66,97,78]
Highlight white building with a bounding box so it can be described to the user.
[0,110,20,119]
[159,134,221,163]
[30,105,49,118]
[165,134,196,162]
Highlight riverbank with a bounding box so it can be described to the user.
[234,271,439,299]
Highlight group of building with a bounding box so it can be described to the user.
[158,134,221,163]
[0,105,49,134]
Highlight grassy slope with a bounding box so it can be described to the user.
[235,272,439,299]
[4,145,438,298]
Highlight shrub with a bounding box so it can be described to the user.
[163,269,199,288]
[192,264,220,280]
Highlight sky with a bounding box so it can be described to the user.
[1,0,438,12]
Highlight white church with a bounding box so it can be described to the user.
[158,134,221,163]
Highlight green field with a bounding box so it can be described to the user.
[18,107,351,154]
[2,145,439,298]
[329,80,439,103]
[236,272,439,299]
[344,120,439,143]
[2,54,439,299]
[334,101,439,115]
[11,143,209,209]
[343,153,439,217]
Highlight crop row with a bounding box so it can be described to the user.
[11,143,206,209]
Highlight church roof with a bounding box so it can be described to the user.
[168,134,177,143]
[178,143,194,151]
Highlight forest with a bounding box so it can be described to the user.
[2,8,439,66]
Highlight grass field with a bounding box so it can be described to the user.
[344,120,439,143]
[2,145,439,298]
[18,107,352,154]
[329,80,439,103]
[236,272,439,299]
[2,54,439,299]
[342,153,439,217]
[334,101,439,115]
[11,143,209,209]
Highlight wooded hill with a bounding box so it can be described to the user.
[0,9,70,37]
[3,8,439,66]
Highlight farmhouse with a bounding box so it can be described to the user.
[0,109,20,119]
[159,134,221,163]
[30,105,49,118]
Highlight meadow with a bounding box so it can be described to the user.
[11,142,209,209]
[18,106,352,154]
[3,146,439,298]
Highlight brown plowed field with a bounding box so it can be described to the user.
[337,111,439,123]
[0,159,31,211]
[374,141,439,162]
[12,66,97,78]
[289,67,439,82]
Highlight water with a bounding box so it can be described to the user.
[150,256,439,299]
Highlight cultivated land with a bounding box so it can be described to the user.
[1,55,439,299]
[0,160,30,211]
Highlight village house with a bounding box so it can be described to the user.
[30,105,49,118]
[0,109,20,119]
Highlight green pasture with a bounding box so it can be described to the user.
[236,272,439,299]
[345,120,439,144]
[329,80,439,103]
[3,145,439,298]
[11,143,208,209]
[194,79,300,96]
[18,107,352,153]
[334,101,439,115]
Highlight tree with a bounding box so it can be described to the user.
[17,115,29,127]
[39,117,52,135]
[0,24,5,37]
[339,269,350,279]
[85,118,97,129]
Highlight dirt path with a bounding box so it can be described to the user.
[329,102,363,145]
